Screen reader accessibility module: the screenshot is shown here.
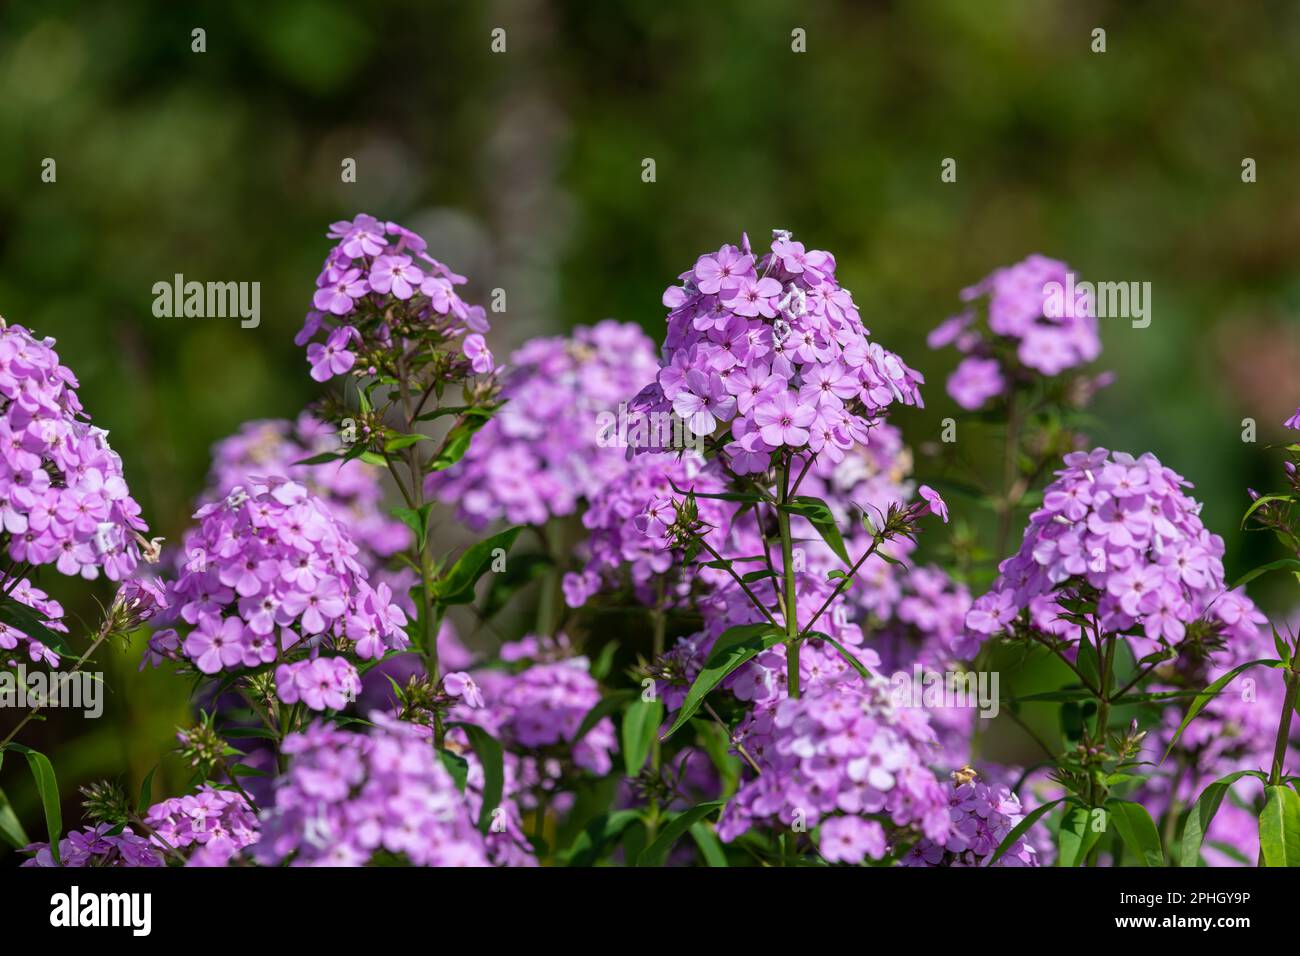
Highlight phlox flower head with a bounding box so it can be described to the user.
[716,677,951,863]
[901,771,1038,867]
[461,654,617,779]
[203,413,411,565]
[252,713,490,866]
[632,230,923,476]
[21,823,163,868]
[564,451,735,609]
[298,214,497,384]
[966,448,1257,658]
[147,476,408,688]
[0,321,149,583]
[144,785,259,867]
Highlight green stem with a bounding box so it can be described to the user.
[1267,669,1300,787]
[647,601,666,841]
[1,612,115,750]
[777,458,800,699]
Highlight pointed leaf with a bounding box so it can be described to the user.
[662,624,784,740]
[1258,784,1300,867]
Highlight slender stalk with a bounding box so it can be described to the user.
[703,702,762,775]
[776,458,801,699]
[1,613,115,750]
[1267,669,1300,787]
[647,600,666,841]
[692,535,779,627]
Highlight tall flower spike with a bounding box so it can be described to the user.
[966,448,1259,658]
[146,476,407,689]
[632,231,923,475]
[297,214,498,384]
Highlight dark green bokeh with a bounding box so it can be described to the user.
[2,0,1298,850]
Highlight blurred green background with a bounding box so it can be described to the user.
[3,0,1300,852]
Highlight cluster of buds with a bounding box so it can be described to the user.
[390,671,482,727]
[1055,718,1149,806]
[175,712,239,779]
[77,779,133,828]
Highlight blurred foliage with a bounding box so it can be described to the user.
[2,0,1300,851]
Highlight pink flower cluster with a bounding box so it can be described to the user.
[902,774,1038,866]
[717,678,951,863]
[21,824,163,868]
[0,322,148,581]
[563,451,734,608]
[469,657,616,777]
[633,231,923,474]
[275,656,362,712]
[929,255,1101,410]
[144,785,259,867]
[297,214,496,382]
[149,476,407,685]
[203,413,411,566]
[967,449,1257,656]
[253,713,489,866]
[428,321,659,529]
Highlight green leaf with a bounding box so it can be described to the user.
[662,624,785,740]
[690,820,728,866]
[1180,770,1266,866]
[384,432,432,453]
[447,723,504,833]
[573,690,638,745]
[389,504,433,552]
[636,800,725,866]
[562,809,642,866]
[621,697,664,777]
[808,632,874,683]
[988,797,1067,865]
[1057,806,1101,867]
[1076,634,1102,692]
[432,526,523,606]
[0,784,31,850]
[1105,799,1165,866]
[293,450,346,466]
[0,597,71,656]
[1162,659,1280,761]
[2,744,61,865]
[439,750,470,792]
[136,765,158,816]
[426,414,493,473]
[1240,494,1295,528]
[1272,624,1292,666]
[826,569,853,590]
[1231,557,1300,589]
[781,495,849,565]
[1258,784,1300,867]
